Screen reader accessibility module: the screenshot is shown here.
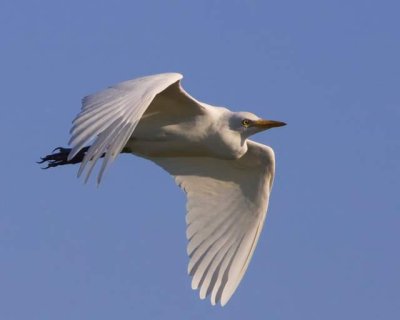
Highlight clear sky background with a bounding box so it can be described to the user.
[1,1,399,319]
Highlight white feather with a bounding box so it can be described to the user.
[152,141,275,306]
[68,73,183,182]
[62,72,281,305]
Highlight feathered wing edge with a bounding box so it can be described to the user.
[67,73,183,183]
[151,141,275,306]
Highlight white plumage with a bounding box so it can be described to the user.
[64,73,285,306]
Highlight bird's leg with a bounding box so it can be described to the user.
[38,146,92,169]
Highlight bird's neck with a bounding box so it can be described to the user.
[204,111,248,159]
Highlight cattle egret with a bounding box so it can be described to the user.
[39,73,286,306]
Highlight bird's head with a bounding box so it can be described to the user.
[229,112,286,139]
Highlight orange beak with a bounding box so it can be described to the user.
[251,119,287,129]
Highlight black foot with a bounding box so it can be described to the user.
[38,147,89,169]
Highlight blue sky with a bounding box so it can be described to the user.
[1,0,399,319]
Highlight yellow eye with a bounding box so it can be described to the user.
[241,119,251,127]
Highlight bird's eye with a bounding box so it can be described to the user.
[241,119,251,127]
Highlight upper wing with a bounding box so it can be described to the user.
[68,73,206,183]
[151,140,275,306]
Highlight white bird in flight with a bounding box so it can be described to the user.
[39,73,286,306]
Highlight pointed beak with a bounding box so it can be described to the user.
[251,119,287,130]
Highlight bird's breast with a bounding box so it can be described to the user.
[126,130,246,160]
[205,132,248,160]
[128,114,247,159]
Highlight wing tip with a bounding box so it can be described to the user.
[220,291,233,307]
[139,72,183,84]
[163,72,183,79]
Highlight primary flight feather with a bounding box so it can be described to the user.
[39,73,286,306]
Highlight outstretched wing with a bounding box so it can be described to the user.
[152,140,275,306]
[68,73,206,183]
